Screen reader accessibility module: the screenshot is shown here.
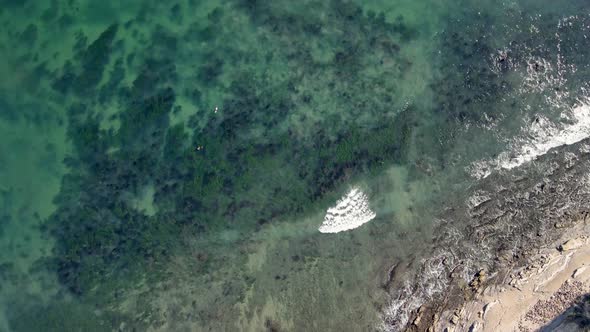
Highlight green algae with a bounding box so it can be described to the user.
[0,0,490,330]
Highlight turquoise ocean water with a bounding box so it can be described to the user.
[1,0,590,330]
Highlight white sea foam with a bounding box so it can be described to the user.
[467,190,492,210]
[471,102,590,179]
[318,187,376,233]
[468,14,590,180]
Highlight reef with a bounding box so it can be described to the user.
[2,1,434,329]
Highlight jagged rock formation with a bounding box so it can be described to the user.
[382,137,590,331]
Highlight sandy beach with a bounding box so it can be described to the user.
[434,219,590,332]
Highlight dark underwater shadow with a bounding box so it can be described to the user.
[540,293,590,332]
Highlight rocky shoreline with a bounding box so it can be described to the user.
[388,139,590,331]
[436,221,590,332]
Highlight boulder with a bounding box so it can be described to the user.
[559,238,584,251]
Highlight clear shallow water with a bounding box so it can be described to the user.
[1,0,590,331]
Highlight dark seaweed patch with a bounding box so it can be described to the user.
[52,24,119,96]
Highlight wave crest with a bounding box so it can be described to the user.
[318,187,376,233]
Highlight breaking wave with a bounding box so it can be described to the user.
[318,187,376,233]
[471,101,590,179]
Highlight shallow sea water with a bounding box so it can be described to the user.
[1,0,590,331]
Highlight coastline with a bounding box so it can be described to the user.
[438,219,590,332]
[403,217,590,332]
[392,138,590,332]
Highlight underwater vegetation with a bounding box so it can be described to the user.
[4,1,433,327]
